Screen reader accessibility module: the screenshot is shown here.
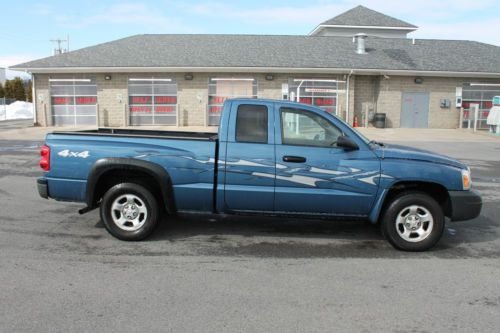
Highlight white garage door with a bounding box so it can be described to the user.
[128,77,178,126]
[50,77,97,126]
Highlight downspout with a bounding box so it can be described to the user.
[31,73,37,125]
[346,69,353,123]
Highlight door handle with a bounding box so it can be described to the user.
[283,155,306,163]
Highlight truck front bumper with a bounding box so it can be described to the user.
[37,178,48,199]
[449,190,482,221]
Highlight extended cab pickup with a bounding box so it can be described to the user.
[37,99,482,251]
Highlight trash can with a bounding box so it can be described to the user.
[373,113,386,128]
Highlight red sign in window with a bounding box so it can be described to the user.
[211,96,227,104]
[154,96,176,104]
[130,96,152,104]
[299,97,312,104]
[130,106,152,113]
[209,106,222,113]
[75,96,97,105]
[314,98,335,106]
[52,97,73,105]
[155,106,174,113]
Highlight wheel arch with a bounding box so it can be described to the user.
[86,158,176,214]
[369,180,451,223]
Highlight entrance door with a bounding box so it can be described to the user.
[401,92,430,128]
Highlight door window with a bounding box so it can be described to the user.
[280,107,342,147]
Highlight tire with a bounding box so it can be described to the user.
[380,192,445,251]
[100,183,160,241]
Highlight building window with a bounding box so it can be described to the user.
[49,77,97,126]
[208,77,257,126]
[462,83,500,129]
[128,77,177,125]
[287,78,340,114]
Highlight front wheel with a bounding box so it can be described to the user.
[381,192,445,251]
[100,183,160,241]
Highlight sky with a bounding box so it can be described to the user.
[2,0,500,78]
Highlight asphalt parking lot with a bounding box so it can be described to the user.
[1,130,500,332]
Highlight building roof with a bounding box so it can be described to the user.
[11,34,500,76]
[319,5,417,28]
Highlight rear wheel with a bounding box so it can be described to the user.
[100,183,159,241]
[381,192,444,251]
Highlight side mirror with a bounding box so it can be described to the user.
[337,135,359,150]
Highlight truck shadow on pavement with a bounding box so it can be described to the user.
[92,207,499,259]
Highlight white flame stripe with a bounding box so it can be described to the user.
[253,172,324,187]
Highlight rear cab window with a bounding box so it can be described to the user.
[235,104,268,144]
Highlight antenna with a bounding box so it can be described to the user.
[50,37,68,55]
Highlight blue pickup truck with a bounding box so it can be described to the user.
[37,98,482,251]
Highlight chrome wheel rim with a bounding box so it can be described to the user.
[395,205,434,243]
[111,194,148,231]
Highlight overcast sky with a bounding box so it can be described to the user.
[2,0,500,78]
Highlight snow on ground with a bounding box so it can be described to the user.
[0,101,34,121]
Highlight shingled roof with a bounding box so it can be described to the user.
[11,34,500,76]
[319,5,417,28]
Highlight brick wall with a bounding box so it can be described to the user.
[376,76,465,128]
[33,72,497,129]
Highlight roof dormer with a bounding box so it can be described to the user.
[309,5,417,38]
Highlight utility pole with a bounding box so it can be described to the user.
[50,37,68,55]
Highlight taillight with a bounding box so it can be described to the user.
[40,145,50,171]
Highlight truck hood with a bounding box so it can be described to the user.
[373,143,467,169]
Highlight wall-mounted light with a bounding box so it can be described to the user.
[184,73,194,80]
[265,74,274,81]
[104,74,112,81]
[414,77,423,84]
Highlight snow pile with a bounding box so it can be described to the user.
[0,101,34,121]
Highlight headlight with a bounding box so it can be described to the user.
[462,168,471,190]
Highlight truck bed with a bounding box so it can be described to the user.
[52,128,218,141]
[45,128,218,212]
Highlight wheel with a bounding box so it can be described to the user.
[380,192,445,251]
[100,183,160,241]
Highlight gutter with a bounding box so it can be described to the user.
[10,66,500,78]
[32,74,36,125]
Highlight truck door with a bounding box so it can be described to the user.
[222,101,275,212]
[274,106,379,216]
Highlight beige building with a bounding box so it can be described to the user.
[12,6,500,130]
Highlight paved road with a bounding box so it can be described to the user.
[0,139,499,332]
[0,118,34,130]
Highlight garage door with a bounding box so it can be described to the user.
[128,77,177,126]
[287,78,339,114]
[50,77,97,126]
